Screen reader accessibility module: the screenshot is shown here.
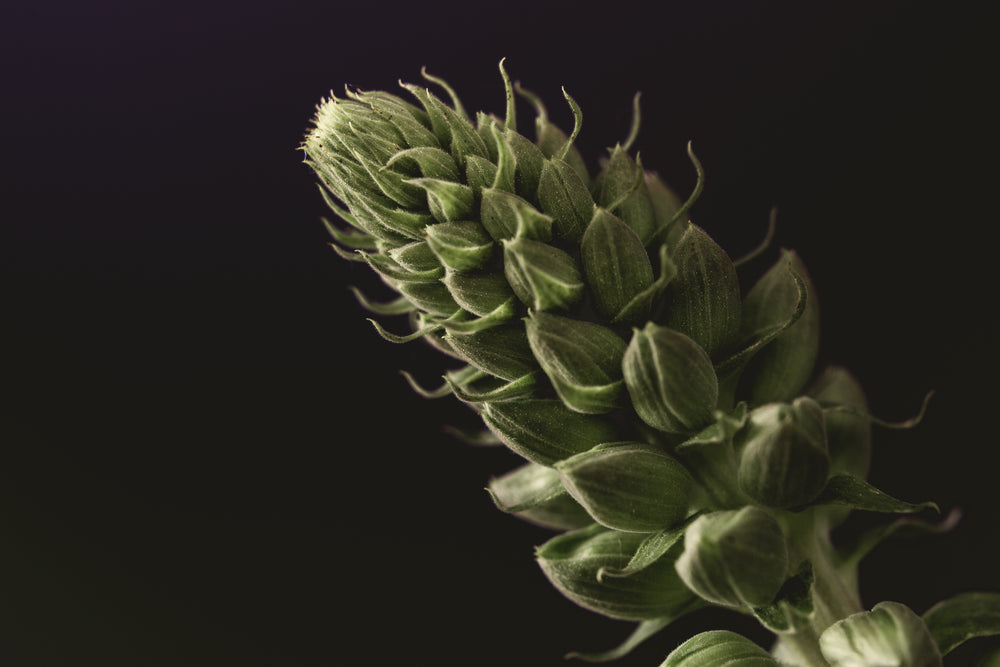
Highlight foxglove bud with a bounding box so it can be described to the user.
[536,524,695,621]
[622,323,718,435]
[675,506,788,609]
[740,250,820,403]
[480,399,622,465]
[808,365,872,480]
[502,237,584,311]
[819,602,942,667]
[555,442,694,533]
[424,221,495,271]
[580,208,654,322]
[660,223,741,359]
[646,170,687,250]
[594,145,656,245]
[442,269,515,318]
[736,396,830,508]
[444,324,537,382]
[480,188,553,242]
[537,157,595,243]
[387,240,443,275]
[525,311,628,414]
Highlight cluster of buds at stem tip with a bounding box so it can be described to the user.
[303,61,949,664]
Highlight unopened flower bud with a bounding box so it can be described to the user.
[444,324,537,382]
[480,398,623,465]
[581,208,654,322]
[424,221,495,271]
[675,506,788,609]
[480,188,553,242]
[736,396,830,508]
[819,602,942,667]
[537,157,595,243]
[536,524,695,621]
[594,145,656,245]
[622,323,718,435]
[525,311,628,414]
[555,442,694,533]
[502,237,584,311]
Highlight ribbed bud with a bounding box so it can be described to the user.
[735,396,830,508]
[424,221,494,271]
[660,223,741,359]
[808,365,872,480]
[646,171,687,250]
[819,602,942,667]
[480,399,622,465]
[502,237,584,311]
[442,269,515,318]
[525,311,627,414]
[555,442,694,533]
[594,145,656,245]
[740,250,820,403]
[444,324,537,381]
[581,208,654,322]
[661,631,779,666]
[387,240,442,275]
[487,462,592,530]
[480,188,553,242]
[503,128,546,201]
[537,157,595,243]
[675,506,789,608]
[536,524,695,621]
[622,323,718,435]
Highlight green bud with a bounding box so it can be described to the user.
[819,602,942,667]
[503,128,546,202]
[661,630,779,666]
[487,462,592,530]
[387,240,443,275]
[480,188,553,242]
[442,269,515,318]
[645,171,687,250]
[661,223,741,359]
[735,396,830,509]
[405,177,474,223]
[808,365,872,480]
[536,523,695,621]
[537,157,595,243]
[740,250,820,403]
[675,506,788,608]
[525,311,628,414]
[555,442,694,533]
[502,237,584,311]
[392,279,460,318]
[622,323,718,435]
[399,82,489,171]
[444,324,537,382]
[424,221,494,272]
[581,208,654,322]
[385,146,460,182]
[464,154,498,195]
[594,145,656,245]
[481,398,623,465]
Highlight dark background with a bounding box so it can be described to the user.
[3,1,997,665]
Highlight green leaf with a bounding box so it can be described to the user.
[922,592,1000,656]
[659,630,778,666]
[820,601,942,666]
[804,474,939,514]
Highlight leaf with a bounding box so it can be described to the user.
[922,592,1000,656]
[803,474,939,514]
[660,630,778,666]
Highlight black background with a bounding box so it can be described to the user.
[3,1,998,665]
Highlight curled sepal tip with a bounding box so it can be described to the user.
[819,602,942,667]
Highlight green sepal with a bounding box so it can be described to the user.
[424,220,494,271]
[566,617,676,664]
[612,243,678,326]
[341,185,435,241]
[502,237,584,311]
[597,513,702,581]
[480,398,623,466]
[808,365,872,480]
[819,601,943,667]
[735,397,831,509]
[349,286,414,316]
[581,207,654,321]
[387,240,443,274]
[350,148,426,209]
[660,223,741,359]
[399,82,488,170]
[674,405,750,510]
[803,473,939,514]
[385,146,460,182]
[480,188,553,242]
[739,250,820,403]
[464,154,498,195]
[622,323,718,435]
[486,461,592,531]
[752,560,815,633]
[438,299,516,334]
[922,592,1000,656]
[359,250,441,283]
[660,630,778,666]
[594,145,656,245]
[555,442,694,533]
[537,157,595,243]
[504,127,545,201]
[443,323,538,381]
[645,170,687,251]
[405,177,474,223]
[443,269,516,317]
[536,524,696,621]
[515,82,590,181]
[525,311,628,414]
[447,372,538,403]
[345,87,439,149]
[392,279,461,317]
[675,506,789,609]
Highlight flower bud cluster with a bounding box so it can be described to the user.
[303,63,894,655]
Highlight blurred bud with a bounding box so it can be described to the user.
[481,399,622,465]
[660,224,741,359]
[736,396,830,508]
[581,208,654,322]
[819,602,942,667]
[525,311,627,414]
[622,323,718,435]
[675,506,788,608]
[555,442,694,533]
[502,237,584,311]
[536,524,696,621]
